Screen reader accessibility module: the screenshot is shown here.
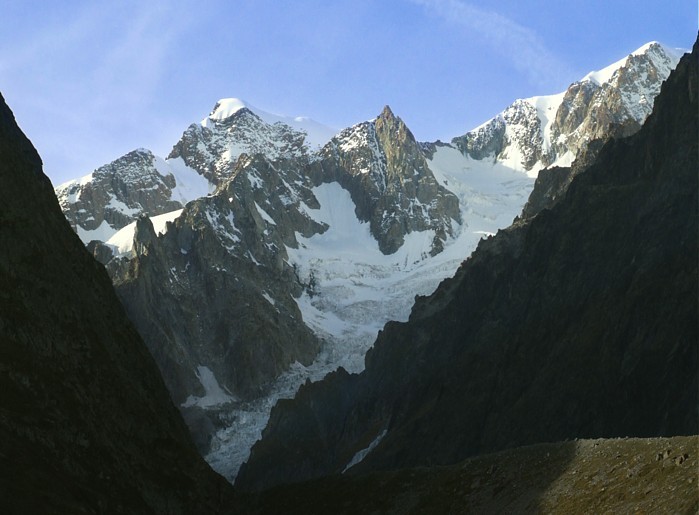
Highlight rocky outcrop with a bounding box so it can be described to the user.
[236,41,697,491]
[0,93,234,512]
[86,238,116,265]
[452,114,507,161]
[548,43,677,162]
[318,106,460,254]
[454,100,549,169]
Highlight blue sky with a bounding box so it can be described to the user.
[1,0,695,185]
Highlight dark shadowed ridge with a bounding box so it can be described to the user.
[0,93,234,513]
[237,36,698,498]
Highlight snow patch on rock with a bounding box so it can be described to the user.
[105,209,183,256]
[182,366,236,408]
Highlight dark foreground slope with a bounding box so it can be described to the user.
[0,94,234,512]
[238,436,698,514]
[238,40,698,491]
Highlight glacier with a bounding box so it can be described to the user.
[205,149,534,481]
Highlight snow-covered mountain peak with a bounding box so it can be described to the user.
[171,110,307,185]
[53,39,683,482]
[320,105,460,255]
[207,98,251,121]
[202,97,337,150]
[375,104,418,144]
[452,41,683,174]
[58,97,335,245]
[328,105,408,156]
[168,98,338,185]
[582,41,681,87]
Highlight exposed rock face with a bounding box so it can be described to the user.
[236,42,698,491]
[547,44,675,161]
[453,42,681,173]
[86,238,116,265]
[319,106,460,254]
[454,100,548,170]
[452,114,507,161]
[518,165,574,219]
[0,94,233,512]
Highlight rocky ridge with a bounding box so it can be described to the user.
[54,98,335,247]
[110,153,326,407]
[168,100,322,185]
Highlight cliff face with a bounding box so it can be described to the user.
[237,41,698,491]
[0,94,233,512]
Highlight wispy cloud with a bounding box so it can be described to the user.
[410,0,571,87]
[89,3,185,114]
[0,5,105,75]
[9,3,187,89]
[0,1,196,180]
